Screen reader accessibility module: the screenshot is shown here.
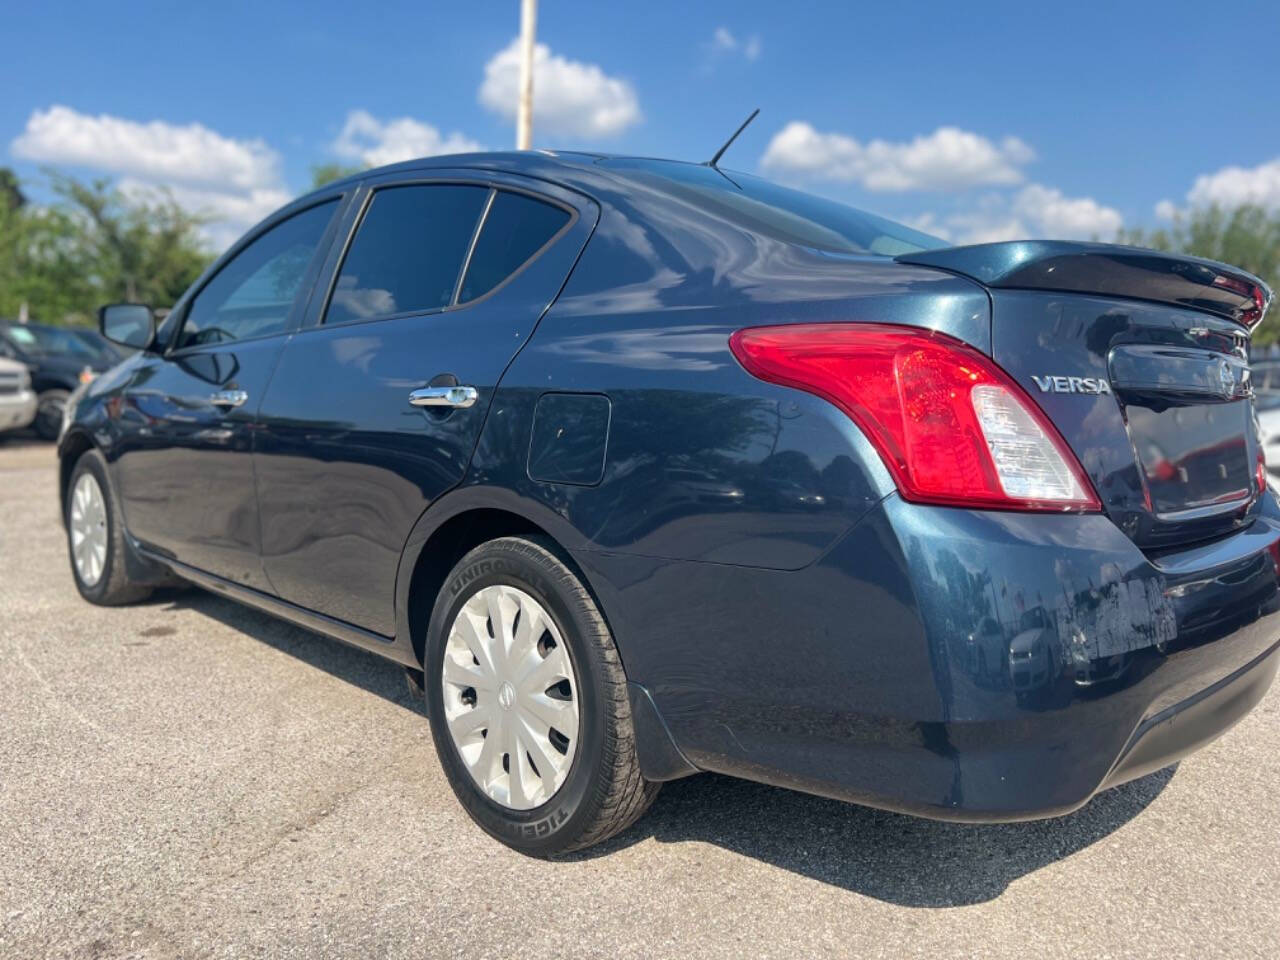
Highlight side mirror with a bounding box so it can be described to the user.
[99,303,156,351]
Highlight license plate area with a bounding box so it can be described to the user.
[1126,400,1251,518]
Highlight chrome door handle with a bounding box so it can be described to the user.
[408,385,478,408]
[209,389,248,408]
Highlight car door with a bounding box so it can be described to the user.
[111,196,345,588]
[253,170,597,634]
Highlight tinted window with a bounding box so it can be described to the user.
[600,158,945,256]
[178,200,337,349]
[71,329,122,362]
[325,185,489,324]
[3,324,100,360]
[458,191,570,302]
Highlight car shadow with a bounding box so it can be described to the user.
[573,766,1174,906]
[1,432,54,450]
[149,587,421,711]
[157,586,1175,907]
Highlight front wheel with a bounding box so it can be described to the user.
[423,536,659,856]
[65,449,152,605]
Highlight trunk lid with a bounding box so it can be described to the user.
[899,241,1274,550]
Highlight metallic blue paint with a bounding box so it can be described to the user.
[62,151,1280,823]
[109,339,285,590]
[527,393,611,486]
[991,290,1266,549]
[250,169,597,634]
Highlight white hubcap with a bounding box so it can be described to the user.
[69,473,108,587]
[441,585,579,810]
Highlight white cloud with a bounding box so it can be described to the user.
[759,119,1122,243]
[901,212,951,240]
[118,179,293,251]
[761,121,1034,192]
[1185,157,1280,210]
[10,105,290,248]
[913,184,1123,245]
[708,27,762,61]
[332,109,483,167]
[1153,156,1280,224]
[934,199,1023,244]
[951,217,1026,245]
[1013,184,1122,239]
[12,104,280,193]
[479,38,641,139]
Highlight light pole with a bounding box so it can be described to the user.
[516,0,537,149]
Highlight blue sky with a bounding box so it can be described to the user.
[4,0,1279,250]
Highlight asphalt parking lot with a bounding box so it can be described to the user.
[2,440,1279,959]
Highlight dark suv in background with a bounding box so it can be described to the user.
[0,321,120,438]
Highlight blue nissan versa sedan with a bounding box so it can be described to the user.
[60,151,1278,856]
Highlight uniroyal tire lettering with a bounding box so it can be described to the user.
[505,806,567,837]
[450,558,510,596]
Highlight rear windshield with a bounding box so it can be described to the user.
[600,158,946,256]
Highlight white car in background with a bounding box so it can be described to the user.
[1254,361,1280,488]
[0,356,37,437]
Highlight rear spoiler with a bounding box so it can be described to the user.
[898,241,1273,330]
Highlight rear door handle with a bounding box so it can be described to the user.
[408,385,478,408]
[210,389,248,408]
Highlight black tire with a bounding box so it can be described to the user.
[64,449,152,606]
[34,389,70,441]
[423,536,659,857]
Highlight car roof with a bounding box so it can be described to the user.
[312,150,739,197]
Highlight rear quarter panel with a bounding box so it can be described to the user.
[459,186,990,689]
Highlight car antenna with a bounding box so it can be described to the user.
[706,108,760,169]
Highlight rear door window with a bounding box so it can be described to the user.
[325,184,489,324]
[457,190,571,303]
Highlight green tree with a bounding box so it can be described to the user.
[0,170,215,325]
[310,163,363,189]
[1120,205,1280,344]
[0,167,24,211]
[0,185,93,322]
[48,172,212,308]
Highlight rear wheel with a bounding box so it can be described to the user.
[34,389,69,441]
[65,450,152,605]
[423,536,658,856]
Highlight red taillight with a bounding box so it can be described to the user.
[1213,273,1270,327]
[728,323,1101,512]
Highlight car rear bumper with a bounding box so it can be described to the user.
[1098,638,1279,794]
[592,491,1280,820]
[0,389,37,432]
